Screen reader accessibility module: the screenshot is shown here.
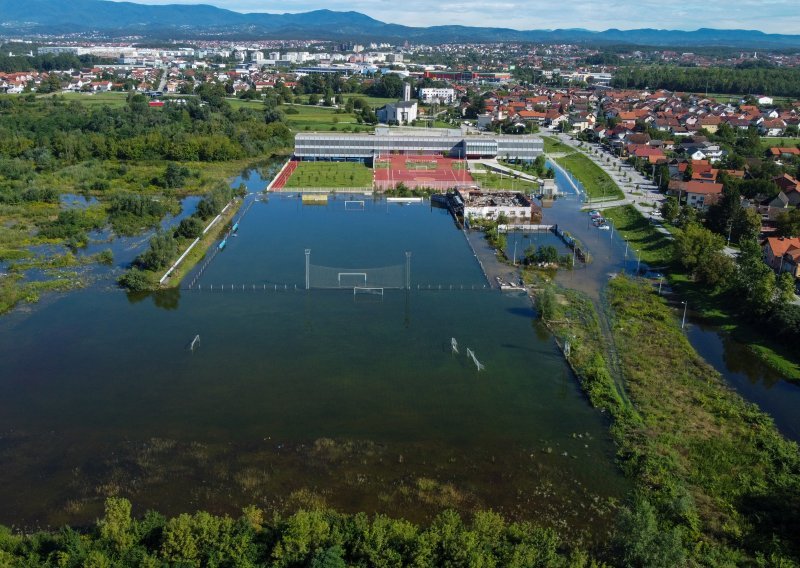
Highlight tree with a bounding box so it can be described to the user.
[673,222,732,286]
[733,237,779,317]
[137,231,177,271]
[162,162,189,189]
[175,217,204,239]
[775,209,800,237]
[660,196,680,224]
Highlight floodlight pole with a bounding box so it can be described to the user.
[305,249,311,290]
[405,251,412,290]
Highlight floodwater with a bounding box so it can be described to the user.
[545,161,800,443]
[0,169,627,537]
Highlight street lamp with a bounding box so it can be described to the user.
[681,301,688,330]
[636,249,641,275]
[624,238,629,259]
[658,275,664,295]
[608,217,614,241]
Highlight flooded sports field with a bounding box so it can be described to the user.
[0,170,627,537]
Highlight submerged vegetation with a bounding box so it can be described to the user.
[0,92,292,310]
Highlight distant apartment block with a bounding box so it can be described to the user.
[419,87,457,104]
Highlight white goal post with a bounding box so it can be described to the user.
[344,200,366,210]
[338,272,367,287]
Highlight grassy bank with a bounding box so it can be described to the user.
[602,205,673,266]
[542,136,570,154]
[527,272,632,418]
[606,276,800,563]
[159,198,244,289]
[555,153,625,201]
[603,205,800,380]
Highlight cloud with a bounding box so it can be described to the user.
[109,0,800,34]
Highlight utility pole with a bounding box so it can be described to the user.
[681,300,688,330]
[636,249,641,275]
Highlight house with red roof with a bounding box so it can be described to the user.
[684,181,723,210]
[764,237,800,277]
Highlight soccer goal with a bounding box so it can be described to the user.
[344,200,366,211]
[338,272,367,288]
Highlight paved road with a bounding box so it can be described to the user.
[549,131,666,220]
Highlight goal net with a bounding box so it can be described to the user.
[308,263,406,289]
[344,200,366,211]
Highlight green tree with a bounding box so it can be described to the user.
[660,196,680,223]
[733,237,779,316]
[98,497,134,554]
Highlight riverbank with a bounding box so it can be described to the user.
[602,204,800,381]
[606,276,800,563]
[530,273,800,563]
[159,197,245,289]
[554,152,625,201]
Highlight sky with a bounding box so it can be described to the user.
[110,0,800,34]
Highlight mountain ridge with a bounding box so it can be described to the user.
[2,0,800,47]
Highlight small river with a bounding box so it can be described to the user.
[545,161,800,443]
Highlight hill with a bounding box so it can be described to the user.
[2,0,800,47]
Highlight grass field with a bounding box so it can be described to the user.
[602,205,673,266]
[542,136,571,154]
[471,171,539,191]
[40,91,129,108]
[759,136,800,150]
[281,104,371,133]
[555,153,625,200]
[283,162,372,188]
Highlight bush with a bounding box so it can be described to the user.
[175,217,205,239]
[136,231,177,271]
[118,268,151,291]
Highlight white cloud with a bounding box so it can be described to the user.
[108,0,800,34]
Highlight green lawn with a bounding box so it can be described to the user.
[283,162,373,188]
[759,136,800,150]
[41,91,129,108]
[542,136,570,154]
[471,171,539,191]
[281,104,371,133]
[555,153,625,200]
[602,205,673,266]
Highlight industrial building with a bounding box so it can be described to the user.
[294,128,543,161]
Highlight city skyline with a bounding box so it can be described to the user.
[108,0,800,34]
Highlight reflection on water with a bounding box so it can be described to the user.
[688,321,800,441]
[0,183,628,535]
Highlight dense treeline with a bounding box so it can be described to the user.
[612,65,800,97]
[0,498,596,567]
[0,53,111,73]
[0,94,292,173]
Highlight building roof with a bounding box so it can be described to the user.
[766,237,800,259]
[685,181,723,195]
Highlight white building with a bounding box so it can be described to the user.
[419,87,457,104]
[269,52,280,60]
[459,190,536,221]
[251,51,264,62]
[377,101,418,125]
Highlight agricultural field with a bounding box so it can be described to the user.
[282,161,373,188]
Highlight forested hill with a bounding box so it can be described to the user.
[2,0,800,47]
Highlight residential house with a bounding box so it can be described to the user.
[764,236,800,277]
